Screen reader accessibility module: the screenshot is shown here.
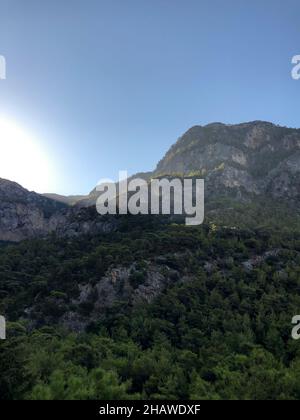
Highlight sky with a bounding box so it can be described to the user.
[0,0,299,194]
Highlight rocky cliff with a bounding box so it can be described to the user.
[0,179,117,241]
[155,121,300,201]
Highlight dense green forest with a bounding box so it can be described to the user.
[1,201,300,400]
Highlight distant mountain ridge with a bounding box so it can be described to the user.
[43,193,88,206]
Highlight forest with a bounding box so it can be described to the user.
[0,199,300,400]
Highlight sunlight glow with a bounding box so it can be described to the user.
[0,116,55,193]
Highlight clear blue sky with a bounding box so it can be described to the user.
[0,0,299,194]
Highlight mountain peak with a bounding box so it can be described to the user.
[154,121,300,201]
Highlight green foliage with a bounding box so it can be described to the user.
[0,209,300,400]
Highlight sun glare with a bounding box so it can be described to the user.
[0,116,55,193]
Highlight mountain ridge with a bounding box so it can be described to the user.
[77,120,300,207]
[1,120,300,241]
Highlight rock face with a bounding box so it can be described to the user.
[59,261,191,332]
[0,178,65,241]
[0,178,117,241]
[155,121,300,201]
[22,260,189,333]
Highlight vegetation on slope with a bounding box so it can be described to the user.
[0,201,300,400]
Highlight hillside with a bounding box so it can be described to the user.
[1,211,300,399]
[1,121,300,400]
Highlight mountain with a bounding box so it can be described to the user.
[1,122,300,400]
[44,121,300,209]
[0,178,66,241]
[155,121,300,201]
[0,179,117,241]
[1,121,300,242]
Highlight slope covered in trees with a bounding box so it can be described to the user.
[0,201,300,400]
